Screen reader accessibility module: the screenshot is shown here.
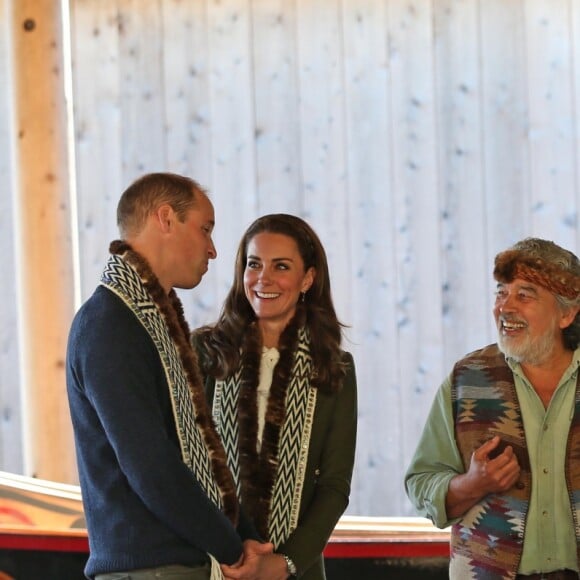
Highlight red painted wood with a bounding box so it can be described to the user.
[324,540,450,559]
[0,533,89,553]
[0,531,450,560]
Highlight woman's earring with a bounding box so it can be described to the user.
[300,291,306,303]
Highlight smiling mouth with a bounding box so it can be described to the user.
[255,291,280,299]
[500,319,527,333]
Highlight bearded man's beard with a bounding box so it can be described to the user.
[497,316,558,366]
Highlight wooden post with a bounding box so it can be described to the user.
[11,0,77,483]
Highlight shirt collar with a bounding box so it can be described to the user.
[504,346,580,384]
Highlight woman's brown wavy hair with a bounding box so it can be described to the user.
[194,213,347,392]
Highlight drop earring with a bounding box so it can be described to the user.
[300,291,306,303]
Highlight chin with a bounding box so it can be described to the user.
[498,343,523,362]
[177,278,201,290]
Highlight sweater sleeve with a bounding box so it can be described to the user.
[404,374,464,529]
[277,352,358,576]
[67,290,243,564]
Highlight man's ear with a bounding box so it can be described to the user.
[154,204,173,233]
[560,306,580,330]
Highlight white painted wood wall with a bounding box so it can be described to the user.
[2,0,580,516]
[0,0,23,475]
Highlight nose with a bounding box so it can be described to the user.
[257,267,271,282]
[497,292,515,312]
[208,239,217,260]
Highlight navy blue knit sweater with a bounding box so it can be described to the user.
[66,286,254,578]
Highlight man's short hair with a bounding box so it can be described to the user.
[117,172,207,238]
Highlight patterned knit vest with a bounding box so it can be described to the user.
[450,344,580,579]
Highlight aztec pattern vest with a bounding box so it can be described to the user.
[450,343,580,579]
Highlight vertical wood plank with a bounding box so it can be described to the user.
[117,0,165,182]
[250,0,302,214]
[525,0,577,247]
[160,0,218,324]
[161,0,212,185]
[295,0,350,322]
[0,0,23,474]
[480,0,530,259]
[387,0,445,479]
[433,0,491,371]
[341,0,399,516]
[573,0,580,250]
[12,0,77,482]
[205,0,258,322]
[70,0,123,299]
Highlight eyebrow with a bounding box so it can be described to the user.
[496,282,539,294]
[247,254,294,262]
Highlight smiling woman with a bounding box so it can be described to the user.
[243,231,315,346]
[193,214,357,580]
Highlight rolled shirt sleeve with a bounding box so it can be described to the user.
[404,375,464,529]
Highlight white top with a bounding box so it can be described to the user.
[257,346,280,449]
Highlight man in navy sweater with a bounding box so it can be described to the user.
[66,173,271,580]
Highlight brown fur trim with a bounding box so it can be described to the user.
[494,249,580,300]
[109,240,239,525]
[237,310,305,538]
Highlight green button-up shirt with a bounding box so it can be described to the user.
[404,349,580,574]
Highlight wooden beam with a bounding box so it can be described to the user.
[11,0,77,483]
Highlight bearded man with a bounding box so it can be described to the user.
[405,238,580,580]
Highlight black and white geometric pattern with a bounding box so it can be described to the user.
[214,328,316,547]
[101,254,222,510]
[268,334,316,546]
[213,368,243,496]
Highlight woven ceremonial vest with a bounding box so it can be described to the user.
[450,344,580,579]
